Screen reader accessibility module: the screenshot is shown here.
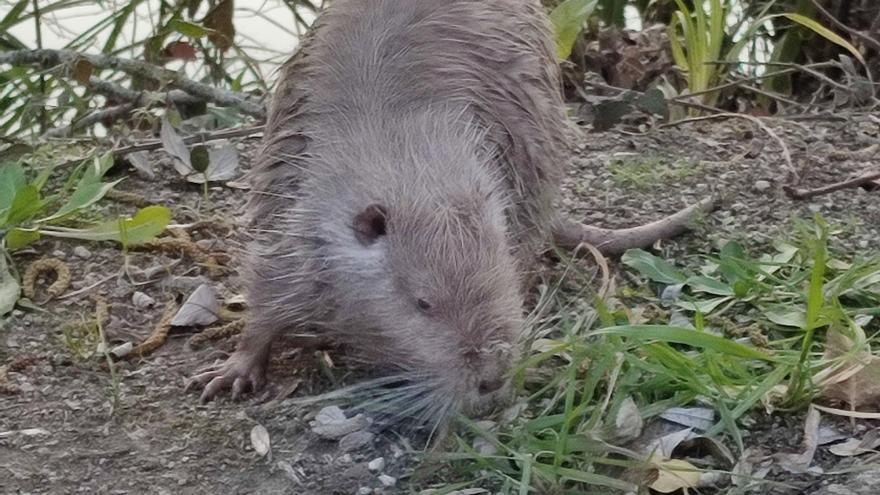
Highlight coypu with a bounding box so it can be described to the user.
[187,0,713,425]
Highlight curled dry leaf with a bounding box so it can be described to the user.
[171,284,219,327]
[648,455,701,493]
[817,328,880,409]
[309,406,372,441]
[127,151,155,180]
[828,428,880,457]
[612,396,643,442]
[660,406,715,431]
[250,424,271,457]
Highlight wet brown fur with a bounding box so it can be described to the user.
[192,0,572,424]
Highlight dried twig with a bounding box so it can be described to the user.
[42,102,136,138]
[130,300,177,359]
[784,169,880,200]
[553,196,718,256]
[0,49,266,118]
[114,124,264,156]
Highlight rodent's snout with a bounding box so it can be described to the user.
[477,378,505,395]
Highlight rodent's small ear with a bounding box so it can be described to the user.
[353,204,387,246]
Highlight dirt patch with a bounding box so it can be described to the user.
[2,114,879,494]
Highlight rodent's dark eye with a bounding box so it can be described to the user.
[416,298,432,311]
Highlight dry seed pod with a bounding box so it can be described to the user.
[23,258,71,300]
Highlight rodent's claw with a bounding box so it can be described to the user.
[185,354,267,403]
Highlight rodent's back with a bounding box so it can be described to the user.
[245,0,569,423]
[253,0,569,258]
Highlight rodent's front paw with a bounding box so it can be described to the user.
[185,352,267,403]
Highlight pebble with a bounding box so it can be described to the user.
[338,430,374,452]
[367,457,385,472]
[132,291,156,308]
[52,250,66,258]
[377,474,396,488]
[754,180,771,192]
[73,246,92,259]
[357,488,371,495]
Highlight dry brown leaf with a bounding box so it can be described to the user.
[162,41,198,61]
[73,59,93,85]
[204,0,235,51]
[648,455,701,493]
[817,328,880,409]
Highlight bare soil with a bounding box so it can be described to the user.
[2,114,879,494]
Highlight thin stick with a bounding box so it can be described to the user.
[784,170,880,200]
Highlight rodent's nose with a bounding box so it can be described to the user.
[478,378,504,395]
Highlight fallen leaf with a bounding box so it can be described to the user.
[660,407,715,431]
[612,396,643,442]
[204,0,235,51]
[828,428,880,457]
[171,284,219,327]
[817,327,880,408]
[160,116,192,176]
[73,59,93,85]
[649,455,701,493]
[127,151,155,180]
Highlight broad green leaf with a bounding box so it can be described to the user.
[39,205,171,246]
[765,308,807,328]
[676,296,732,313]
[622,249,687,284]
[4,185,44,226]
[169,19,210,38]
[536,464,637,491]
[4,228,40,250]
[550,0,599,59]
[0,161,26,215]
[687,275,734,296]
[591,325,774,361]
[0,253,19,315]
[79,153,115,186]
[782,13,865,65]
[39,179,124,222]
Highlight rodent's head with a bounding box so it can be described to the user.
[332,169,524,426]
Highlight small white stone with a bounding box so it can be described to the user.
[754,180,771,192]
[367,457,385,472]
[73,246,92,259]
[377,474,396,487]
[132,291,156,308]
[357,488,371,495]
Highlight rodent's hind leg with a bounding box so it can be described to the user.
[185,321,282,403]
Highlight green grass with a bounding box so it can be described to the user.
[431,216,880,493]
[607,156,702,190]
